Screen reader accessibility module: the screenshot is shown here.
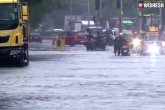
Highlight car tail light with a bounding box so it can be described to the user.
[30,36,32,39]
[40,36,42,38]
[123,45,128,48]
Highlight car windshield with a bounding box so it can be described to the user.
[0,3,19,30]
[53,32,64,36]
[90,28,102,34]
[75,32,88,36]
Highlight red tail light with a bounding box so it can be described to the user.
[40,36,42,38]
[123,45,128,48]
[30,36,32,39]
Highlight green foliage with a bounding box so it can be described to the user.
[22,0,69,29]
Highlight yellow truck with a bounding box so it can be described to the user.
[138,14,160,34]
[0,0,29,66]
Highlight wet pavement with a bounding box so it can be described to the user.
[0,40,165,110]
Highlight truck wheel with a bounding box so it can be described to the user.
[25,50,29,66]
[18,50,29,67]
[18,51,25,67]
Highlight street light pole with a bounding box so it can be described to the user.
[70,0,72,20]
[121,0,123,32]
[160,8,162,28]
[137,0,140,33]
[100,0,102,17]
[118,0,122,33]
[88,0,90,26]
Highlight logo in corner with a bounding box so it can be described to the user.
[138,2,144,8]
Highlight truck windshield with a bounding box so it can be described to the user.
[0,3,19,30]
[146,36,159,41]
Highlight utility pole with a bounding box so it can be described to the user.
[88,0,90,26]
[121,0,123,32]
[70,0,72,20]
[95,0,100,26]
[117,0,122,33]
[160,8,162,29]
[100,0,102,18]
[137,0,140,33]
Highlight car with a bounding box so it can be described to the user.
[61,31,87,46]
[30,33,42,43]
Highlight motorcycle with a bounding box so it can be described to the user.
[84,38,95,51]
[121,43,130,56]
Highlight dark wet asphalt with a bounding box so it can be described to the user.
[0,40,165,110]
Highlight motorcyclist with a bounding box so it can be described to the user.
[86,29,93,40]
[85,29,94,47]
[114,33,126,56]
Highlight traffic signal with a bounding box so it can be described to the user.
[95,0,100,10]
[117,20,120,24]
[116,0,121,9]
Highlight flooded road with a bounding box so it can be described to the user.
[0,40,165,110]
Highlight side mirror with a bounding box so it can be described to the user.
[19,20,25,25]
[22,5,28,21]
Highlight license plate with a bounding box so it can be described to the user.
[34,37,38,38]
[80,41,84,42]
[124,50,127,52]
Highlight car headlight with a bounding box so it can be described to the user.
[10,50,21,55]
[148,44,160,53]
[132,39,140,46]
[162,42,165,46]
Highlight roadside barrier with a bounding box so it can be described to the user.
[60,36,65,50]
[51,34,65,50]
[52,34,58,49]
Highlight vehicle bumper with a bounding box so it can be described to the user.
[121,48,130,55]
[75,41,86,44]
[0,46,24,61]
[30,38,41,42]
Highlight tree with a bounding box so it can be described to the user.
[21,0,69,29]
[103,0,161,21]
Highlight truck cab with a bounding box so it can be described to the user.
[0,0,29,66]
[141,32,162,54]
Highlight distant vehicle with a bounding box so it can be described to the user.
[161,37,165,47]
[52,29,64,32]
[86,26,103,37]
[141,32,162,55]
[61,31,87,46]
[52,30,65,37]
[30,33,42,43]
